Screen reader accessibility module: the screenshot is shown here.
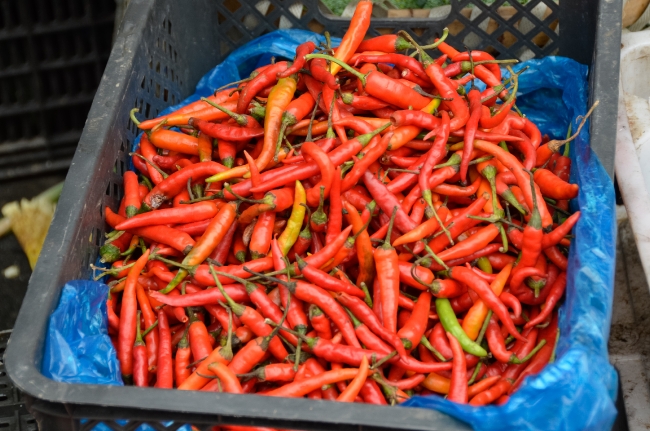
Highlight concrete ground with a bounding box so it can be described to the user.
[610,206,650,430]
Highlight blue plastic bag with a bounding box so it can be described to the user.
[44,30,617,430]
[43,280,122,385]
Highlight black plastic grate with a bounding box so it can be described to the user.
[212,0,559,64]
[0,0,115,182]
[0,331,36,431]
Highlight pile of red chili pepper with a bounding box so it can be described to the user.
[96,0,587,411]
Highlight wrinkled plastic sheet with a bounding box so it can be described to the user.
[43,30,617,431]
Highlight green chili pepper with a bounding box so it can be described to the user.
[436,298,487,357]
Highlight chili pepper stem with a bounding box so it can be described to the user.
[142,319,158,338]
[305,54,367,85]
[419,335,447,362]
[547,101,599,153]
[130,152,168,179]
[208,263,246,315]
[200,97,247,126]
[510,339,547,364]
[476,310,492,345]
[467,362,483,386]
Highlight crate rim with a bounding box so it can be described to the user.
[4,0,621,429]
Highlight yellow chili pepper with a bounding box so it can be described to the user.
[462,263,513,340]
[277,181,307,255]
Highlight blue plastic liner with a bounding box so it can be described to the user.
[43,280,122,385]
[43,30,617,431]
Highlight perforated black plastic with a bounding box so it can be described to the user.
[0,332,36,431]
[0,0,115,181]
[4,0,621,430]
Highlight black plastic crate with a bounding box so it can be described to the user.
[4,0,621,430]
[0,0,116,181]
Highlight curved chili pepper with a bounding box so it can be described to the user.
[354,53,427,79]
[160,202,237,293]
[116,201,218,231]
[362,171,416,234]
[524,272,566,329]
[310,57,339,90]
[462,263,512,340]
[446,332,468,404]
[302,141,335,206]
[448,266,524,342]
[142,161,226,209]
[342,132,390,192]
[223,123,387,195]
[436,298,487,357]
[337,355,370,402]
[147,128,200,155]
[236,61,288,114]
[189,118,264,142]
[437,224,500,262]
[336,292,407,358]
[534,168,579,200]
[138,89,238,129]
[296,256,365,298]
[396,291,432,351]
[279,41,316,78]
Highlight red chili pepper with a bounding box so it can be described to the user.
[357,34,412,53]
[534,168,579,200]
[190,118,264,142]
[437,224,500,262]
[278,41,316,78]
[197,132,213,163]
[117,251,150,382]
[448,266,524,342]
[236,61,288,114]
[154,308,173,388]
[446,332,468,404]
[174,325,191,386]
[460,84,483,182]
[310,57,339,90]
[396,291,432,351]
[116,201,218,231]
[341,132,389,193]
[309,304,333,340]
[330,0,373,75]
[142,161,226,209]
[301,141,335,207]
[132,311,149,387]
[250,213,275,260]
[510,313,558,393]
[336,292,406,358]
[123,171,141,218]
[139,134,165,185]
